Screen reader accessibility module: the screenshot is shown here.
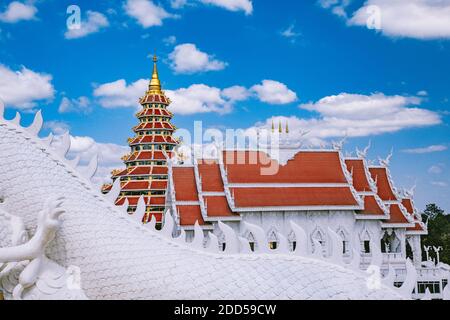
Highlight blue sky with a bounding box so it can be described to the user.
[0,0,449,211]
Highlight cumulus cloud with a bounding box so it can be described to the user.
[64,11,109,39]
[200,0,253,15]
[402,145,448,154]
[43,120,70,135]
[59,96,92,114]
[222,85,251,102]
[298,93,441,138]
[348,0,450,40]
[169,43,227,74]
[166,84,233,115]
[93,78,148,109]
[0,64,55,109]
[52,133,128,187]
[0,1,37,23]
[251,80,298,105]
[93,77,299,113]
[124,0,176,28]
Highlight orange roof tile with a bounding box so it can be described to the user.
[198,161,224,192]
[359,195,386,216]
[204,196,237,218]
[387,204,409,224]
[224,151,348,184]
[172,167,199,202]
[178,206,207,226]
[345,159,372,192]
[369,167,398,201]
[231,187,359,208]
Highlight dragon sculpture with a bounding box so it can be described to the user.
[0,104,424,300]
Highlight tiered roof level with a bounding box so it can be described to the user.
[102,55,179,226]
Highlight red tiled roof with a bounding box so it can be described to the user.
[345,159,372,192]
[150,181,167,190]
[231,187,359,208]
[137,107,172,117]
[116,196,150,206]
[121,181,150,191]
[134,122,174,131]
[359,195,386,216]
[369,168,398,201]
[387,204,409,224]
[407,222,426,232]
[204,196,237,218]
[172,167,199,202]
[402,199,414,215]
[153,166,169,175]
[126,151,170,162]
[129,135,177,145]
[198,161,224,192]
[140,94,169,105]
[149,197,166,205]
[224,151,348,184]
[178,206,207,226]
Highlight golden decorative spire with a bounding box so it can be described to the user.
[278,121,282,134]
[286,121,289,134]
[271,120,275,133]
[148,54,162,94]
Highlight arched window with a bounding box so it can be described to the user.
[381,231,390,253]
[360,230,371,254]
[246,232,257,252]
[381,230,401,253]
[311,227,326,256]
[267,230,279,250]
[288,231,296,252]
[337,228,350,256]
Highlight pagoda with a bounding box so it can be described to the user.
[102,55,179,227]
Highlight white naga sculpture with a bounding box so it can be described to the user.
[0,105,416,300]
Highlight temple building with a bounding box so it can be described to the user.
[104,56,449,299]
[102,55,179,227]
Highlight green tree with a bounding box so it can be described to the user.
[421,204,450,265]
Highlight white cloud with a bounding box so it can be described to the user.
[171,0,188,9]
[93,78,148,109]
[0,64,55,109]
[402,145,448,154]
[0,1,37,23]
[251,80,298,105]
[52,133,128,187]
[348,0,450,40]
[169,43,227,74]
[163,35,177,45]
[200,0,253,15]
[298,93,441,138]
[58,96,92,114]
[428,164,444,175]
[44,121,70,135]
[431,181,448,188]
[222,85,250,102]
[318,0,351,18]
[124,0,176,28]
[166,84,233,115]
[281,23,301,43]
[64,11,109,39]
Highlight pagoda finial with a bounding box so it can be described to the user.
[278,121,282,134]
[271,120,275,133]
[148,53,162,94]
[286,121,289,134]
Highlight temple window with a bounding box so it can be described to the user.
[269,242,278,250]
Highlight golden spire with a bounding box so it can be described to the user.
[271,120,275,133]
[286,121,289,134]
[148,54,162,94]
[278,121,282,134]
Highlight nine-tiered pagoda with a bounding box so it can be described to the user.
[102,55,179,227]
